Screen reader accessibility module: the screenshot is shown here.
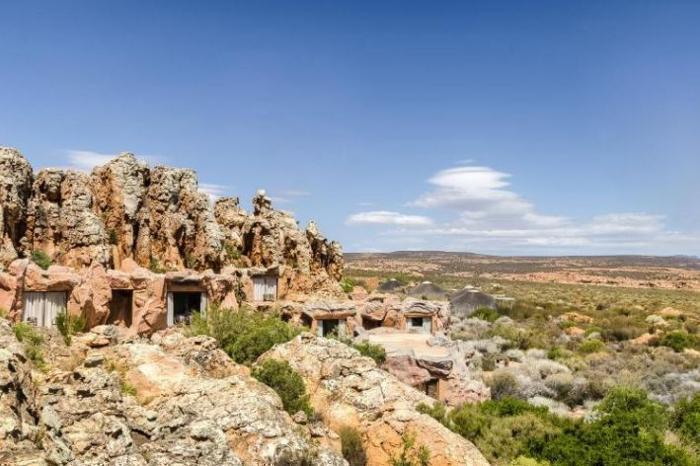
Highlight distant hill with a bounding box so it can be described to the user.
[345,251,700,291]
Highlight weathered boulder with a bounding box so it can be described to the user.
[261,334,490,465]
[0,319,45,464]
[241,192,343,296]
[25,169,110,268]
[0,147,33,265]
[91,152,150,267]
[0,321,348,465]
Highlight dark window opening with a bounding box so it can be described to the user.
[108,290,133,327]
[411,317,424,328]
[301,313,313,329]
[425,379,439,398]
[362,316,382,330]
[322,319,340,337]
[173,292,201,324]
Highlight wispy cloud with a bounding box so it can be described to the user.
[411,166,566,228]
[346,211,433,226]
[347,163,700,254]
[61,149,165,172]
[269,189,312,204]
[199,183,230,202]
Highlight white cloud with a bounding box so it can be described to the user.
[269,189,311,205]
[412,166,566,228]
[199,183,230,202]
[349,163,700,255]
[346,211,434,226]
[61,149,164,172]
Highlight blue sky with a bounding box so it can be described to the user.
[1,1,698,255]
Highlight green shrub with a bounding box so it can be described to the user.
[659,331,698,352]
[472,307,500,323]
[509,456,550,466]
[12,322,46,369]
[30,250,51,270]
[0,307,8,319]
[487,371,519,400]
[252,359,313,417]
[390,432,431,466]
[672,393,700,448]
[352,341,386,365]
[108,229,118,245]
[339,426,368,466]
[340,278,355,293]
[149,257,166,274]
[55,310,86,345]
[224,242,241,261]
[420,388,696,465]
[546,346,564,360]
[578,339,605,354]
[416,401,448,426]
[189,306,301,365]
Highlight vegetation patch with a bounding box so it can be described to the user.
[339,426,368,466]
[30,250,52,270]
[252,359,313,417]
[352,341,386,365]
[189,305,301,365]
[389,432,431,466]
[12,322,46,370]
[55,310,86,345]
[658,331,698,353]
[418,388,697,465]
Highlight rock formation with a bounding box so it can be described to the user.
[260,334,490,466]
[0,147,33,264]
[0,319,347,465]
[0,147,343,296]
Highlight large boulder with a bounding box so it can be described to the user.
[25,169,110,268]
[0,148,33,265]
[0,320,347,465]
[260,334,489,466]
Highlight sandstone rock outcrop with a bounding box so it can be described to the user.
[261,334,490,466]
[0,147,33,265]
[0,147,343,301]
[0,320,347,465]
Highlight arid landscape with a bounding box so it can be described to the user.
[3,1,699,465]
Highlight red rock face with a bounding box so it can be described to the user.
[0,147,344,330]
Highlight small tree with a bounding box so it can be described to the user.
[671,393,700,449]
[55,309,86,345]
[252,359,313,417]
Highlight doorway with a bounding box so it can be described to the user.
[319,318,344,338]
[253,275,278,301]
[23,291,67,328]
[108,290,133,327]
[167,290,207,326]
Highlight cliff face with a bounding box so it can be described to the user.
[0,148,342,293]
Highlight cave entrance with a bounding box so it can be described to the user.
[362,316,382,331]
[318,318,345,338]
[108,290,133,327]
[420,378,440,399]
